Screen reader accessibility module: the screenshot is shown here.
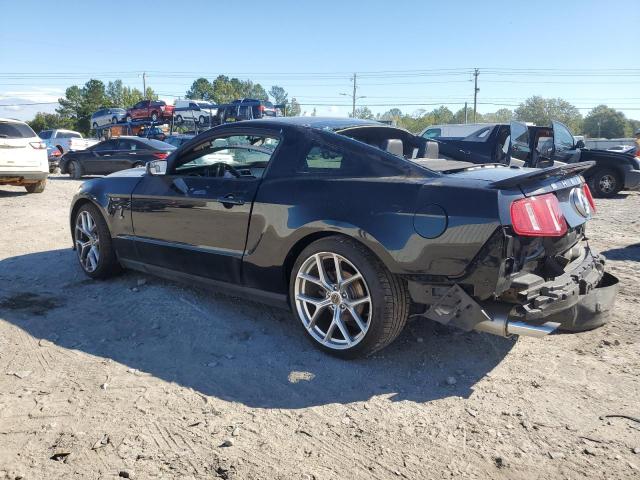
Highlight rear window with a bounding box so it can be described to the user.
[39,130,52,139]
[58,131,82,139]
[0,121,37,139]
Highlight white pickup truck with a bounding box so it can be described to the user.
[38,129,99,154]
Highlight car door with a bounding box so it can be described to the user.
[551,121,579,163]
[130,128,281,284]
[508,121,531,167]
[83,140,117,174]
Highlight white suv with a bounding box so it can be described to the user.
[0,118,49,193]
[174,100,217,125]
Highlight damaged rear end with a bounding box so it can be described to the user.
[412,162,619,338]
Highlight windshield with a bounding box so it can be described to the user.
[197,102,213,109]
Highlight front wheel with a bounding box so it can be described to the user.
[588,168,621,197]
[126,115,132,123]
[199,115,206,125]
[112,117,118,124]
[25,180,46,193]
[74,203,120,279]
[290,236,409,358]
[175,115,183,124]
[150,111,158,122]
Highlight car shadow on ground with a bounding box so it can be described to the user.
[0,189,29,197]
[602,243,640,262]
[0,249,515,409]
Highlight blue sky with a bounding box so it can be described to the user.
[0,0,637,121]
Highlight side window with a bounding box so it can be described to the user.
[174,134,280,176]
[93,140,115,151]
[422,128,441,139]
[302,146,344,172]
[553,121,575,152]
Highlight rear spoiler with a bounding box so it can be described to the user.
[490,161,595,189]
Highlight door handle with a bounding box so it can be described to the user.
[217,194,244,206]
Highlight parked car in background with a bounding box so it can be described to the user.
[47,145,62,172]
[420,123,493,139]
[137,126,167,141]
[163,134,194,148]
[69,117,617,358]
[0,117,48,193]
[60,137,175,178]
[91,108,127,128]
[125,100,175,123]
[607,145,636,155]
[215,98,278,124]
[38,129,99,155]
[174,100,216,125]
[428,121,640,197]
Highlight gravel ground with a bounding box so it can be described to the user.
[0,176,639,480]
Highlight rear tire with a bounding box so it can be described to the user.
[73,203,121,279]
[92,122,98,130]
[112,116,118,124]
[25,180,46,193]
[289,236,409,358]
[126,115,132,123]
[68,160,83,179]
[151,111,158,122]
[588,168,621,197]
[199,115,206,125]
[175,115,183,124]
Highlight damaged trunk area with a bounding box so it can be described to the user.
[407,220,619,338]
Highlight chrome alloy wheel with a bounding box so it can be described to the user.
[294,252,372,350]
[75,210,100,273]
[599,174,616,194]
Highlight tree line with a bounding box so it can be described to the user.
[371,96,640,138]
[27,76,639,139]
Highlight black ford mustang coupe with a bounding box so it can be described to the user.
[69,117,618,358]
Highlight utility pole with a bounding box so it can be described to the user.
[473,68,479,122]
[142,72,147,99]
[351,73,357,118]
[339,73,366,117]
[464,102,468,124]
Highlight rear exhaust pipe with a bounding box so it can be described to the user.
[473,304,560,338]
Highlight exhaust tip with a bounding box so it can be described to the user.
[507,321,560,338]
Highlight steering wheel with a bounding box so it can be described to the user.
[204,162,242,178]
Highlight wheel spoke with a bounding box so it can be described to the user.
[307,303,327,330]
[314,254,332,290]
[332,254,343,284]
[296,294,331,308]
[297,272,326,289]
[333,309,352,346]
[340,272,361,288]
[323,317,337,343]
[346,306,368,334]
[346,296,370,308]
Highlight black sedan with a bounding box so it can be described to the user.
[60,137,175,179]
[69,117,618,358]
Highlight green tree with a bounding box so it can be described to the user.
[28,112,74,133]
[209,75,269,104]
[269,85,288,106]
[288,97,301,116]
[186,78,216,101]
[583,105,626,138]
[483,108,513,123]
[430,106,454,124]
[351,106,374,119]
[515,96,582,132]
[625,118,640,137]
[380,108,403,121]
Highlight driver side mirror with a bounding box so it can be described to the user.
[575,139,585,149]
[146,160,167,176]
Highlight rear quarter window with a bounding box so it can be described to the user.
[0,121,36,139]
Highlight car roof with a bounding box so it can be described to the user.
[238,116,384,131]
[0,117,28,124]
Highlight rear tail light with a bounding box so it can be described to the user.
[29,141,46,149]
[510,193,567,237]
[582,183,596,213]
[51,149,61,157]
[153,152,169,159]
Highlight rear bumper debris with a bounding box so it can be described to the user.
[408,248,618,338]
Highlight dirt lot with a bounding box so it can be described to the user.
[0,176,639,480]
